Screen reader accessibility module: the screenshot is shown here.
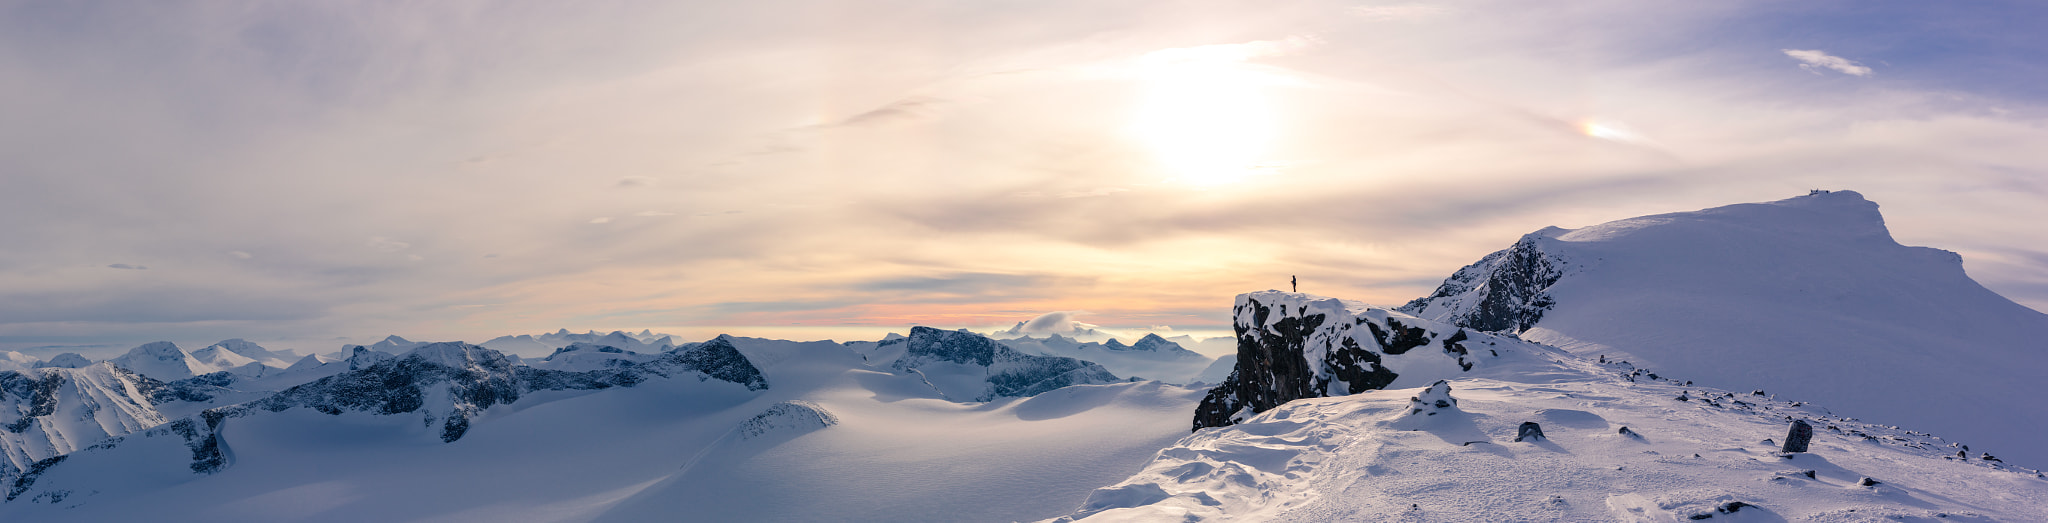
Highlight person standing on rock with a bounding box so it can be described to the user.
[1291,275,1298,293]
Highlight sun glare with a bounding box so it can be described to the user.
[1130,42,1294,186]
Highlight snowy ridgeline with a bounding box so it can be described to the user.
[1050,290,2048,522]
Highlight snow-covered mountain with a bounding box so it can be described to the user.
[106,342,210,381]
[105,339,299,382]
[29,354,90,370]
[1056,290,2048,521]
[1001,333,1213,384]
[851,326,1124,402]
[1,330,1196,522]
[1397,190,2048,468]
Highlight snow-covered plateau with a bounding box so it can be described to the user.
[4,191,2045,522]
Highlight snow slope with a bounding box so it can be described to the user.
[1059,370,2048,521]
[1399,190,2048,468]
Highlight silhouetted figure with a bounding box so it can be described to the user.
[1291,275,1297,292]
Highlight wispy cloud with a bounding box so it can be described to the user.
[1783,49,1874,76]
[365,237,410,252]
[1351,4,1449,22]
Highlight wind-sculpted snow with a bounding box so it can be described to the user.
[1058,360,2048,522]
[888,326,1120,401]
[1193,291,1502,431]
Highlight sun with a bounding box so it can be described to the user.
[1128,44,1288,186]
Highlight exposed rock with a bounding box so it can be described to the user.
[1194,292,1493,431]
[1515,421,1545,442]
[1397,231,1571,333]
[736,400,838,440]
[1406,380,1458,417]
[1783,420,1813,453]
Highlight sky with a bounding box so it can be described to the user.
[4,0,2046,357]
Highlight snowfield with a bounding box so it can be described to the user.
[1056,361,2048,522]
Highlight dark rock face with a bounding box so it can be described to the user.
[2,455,64,501]
[1783,420,1814,453]
[985,349,1118,399]
[1397,233,1569,333]
[893,327,1119,401]
[1194,293,1489,431]
[246,343,522,442]
[140,372,240,405]
[898,326,1001,367]
[1515,422,1546,442]
[665,336,768,391]
[0,371,64,434]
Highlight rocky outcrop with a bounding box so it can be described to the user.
[891,326,1120,401]
[1193,292,1494,431]
[737,400,838,440]
[1397,231,1572,333]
